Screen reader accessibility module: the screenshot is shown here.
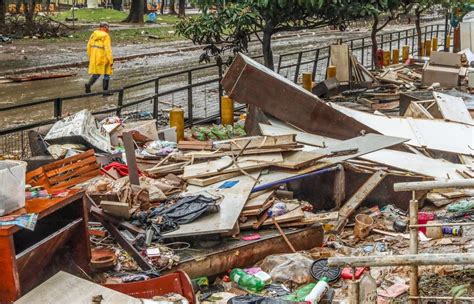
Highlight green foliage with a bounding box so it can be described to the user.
[176,0,365,66]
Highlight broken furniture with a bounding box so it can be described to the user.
[421,51,462,88]
[104,270,196,304]
[0,191,91,303]
[26,150,100,191]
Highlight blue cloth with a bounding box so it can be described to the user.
[218,180,239,189]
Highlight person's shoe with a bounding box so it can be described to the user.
[102,79,113,96]
[85,83,91,94]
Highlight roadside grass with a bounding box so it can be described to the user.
[45,26,181,43]
[53,8,183,24]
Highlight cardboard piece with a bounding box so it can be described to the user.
[44,110,111,153]
[422,64,459,87]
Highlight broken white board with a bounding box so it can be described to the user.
[433,92,474,125]
[330,103,474,155]
[361,149,468,179]
[163,172,260,238]
[183,153,283,180]
[15,271,140,304]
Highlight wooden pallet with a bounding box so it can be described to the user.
[26,150,100,191]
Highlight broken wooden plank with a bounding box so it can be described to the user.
[123,132,140,185]
[222,53,374,140]
[335,171,387,231]
[215,134,297,150]
[329,44,350,83]
[100,201,131,219]
[182,153,283,180]
[240,204,304,229]
[433,92,474,125]
[274,151,328,169]
[187,171,243,187]
[164,172,261,238]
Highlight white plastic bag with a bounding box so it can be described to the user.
[0,160,26,216]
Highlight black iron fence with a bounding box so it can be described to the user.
[0,23,451,158]
[277,23,451,83]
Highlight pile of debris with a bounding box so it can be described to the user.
[3,44,474,303]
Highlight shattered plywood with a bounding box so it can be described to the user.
[222,53,375,140]
[164,172,261,238]
[330,103,474,155]
[433,92,474,125]
[182,153,283,180]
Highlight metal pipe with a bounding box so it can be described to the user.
[251,166,339,193]
[328,253,474,267]
[410,222,474,228]
[410,296,474,301]
[394,179,474,192]
[409,194,419,304]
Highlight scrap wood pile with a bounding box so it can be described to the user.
[5,45,474,303]
[320,44,474,117]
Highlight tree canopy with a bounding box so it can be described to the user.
[177,0,366,69]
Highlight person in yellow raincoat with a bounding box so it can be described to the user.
[85,22,113,94]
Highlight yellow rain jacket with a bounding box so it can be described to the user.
[87,29,113,75]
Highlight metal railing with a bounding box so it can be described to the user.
[277,23,451,83]
[0,23,451,158]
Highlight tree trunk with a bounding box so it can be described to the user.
[143,0,149,14]
[160,0,164,14]
[168,0,176,14]
[111,0,122,10]
[371,16,379,68]
[178,0,184,17]
[415,9,422,55]
[123,0,143,23]
[0,0,5,25]
[262,27,274,70]
[26,0,36,29]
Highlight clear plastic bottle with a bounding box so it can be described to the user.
[229,268,266,292]
[305,277,330,303]
[359,268,377,304]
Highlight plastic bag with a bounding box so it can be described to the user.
[258,253,315,285]
[227,295,293,304]
[448,198,474,212]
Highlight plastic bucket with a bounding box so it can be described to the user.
[0,160,27,216]
[354,214,374,239]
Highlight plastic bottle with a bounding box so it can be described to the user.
[359,269,377,304]
[229,268,266,292]
[304,277,330,304]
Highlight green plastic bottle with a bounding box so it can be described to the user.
[229,268,266,292]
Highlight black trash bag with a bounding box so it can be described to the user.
[227,295,293,304]
[156,194,219,225]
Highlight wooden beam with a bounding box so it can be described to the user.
[122,132,140,185]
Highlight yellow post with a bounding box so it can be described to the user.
[326,66,337,79]
[169,108,185,142]
[432,37,438,52]
[302,73,313,91]
[392,49,400,64]
[402,45,410,62]
[221,95,234,126]
[424,40,432,57]
[446,35,451,52]
[383,51,391,66]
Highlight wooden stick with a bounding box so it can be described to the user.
[272,217,296,253]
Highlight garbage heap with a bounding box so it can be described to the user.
[3,47,474,304]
